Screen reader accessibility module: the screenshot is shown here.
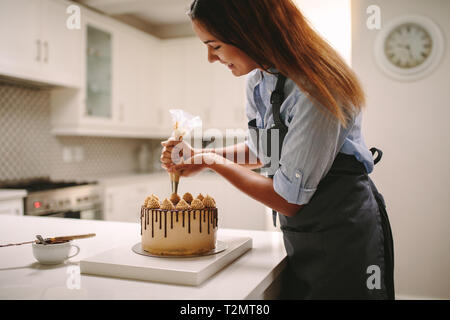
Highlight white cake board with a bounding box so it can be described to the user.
[80,236,252,286]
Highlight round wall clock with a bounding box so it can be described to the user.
[374,15,445,81]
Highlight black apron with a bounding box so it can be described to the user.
[248,74,395,300]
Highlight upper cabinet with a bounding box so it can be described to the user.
[0,0,82,87]
[0,0,247,139]
[50,5,164,138]
[161,38,248,135]
[85,25,112,118]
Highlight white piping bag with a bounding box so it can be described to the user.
[168,109,202,194]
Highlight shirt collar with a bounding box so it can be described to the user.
[258,68,279,90]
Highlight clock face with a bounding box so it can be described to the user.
[384,23,433,69]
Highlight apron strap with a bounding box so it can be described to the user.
[370,147,383,165]
[270,73,288,227]
[271,74,288,131]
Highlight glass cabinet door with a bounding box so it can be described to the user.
[86,25,112,118]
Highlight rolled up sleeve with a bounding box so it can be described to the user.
[273,94,350,205]
[273,167,317,204]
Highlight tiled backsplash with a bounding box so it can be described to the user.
[0,82,163,181]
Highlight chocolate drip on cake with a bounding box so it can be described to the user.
[164,212,167,237]
[140,207,143,235]
[188,211,191,234]
[141,208,218,238]
[151,210,154,238]
[214,209,218,227]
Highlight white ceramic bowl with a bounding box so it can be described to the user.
[32,241,80,265]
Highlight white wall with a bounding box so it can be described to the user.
[295,0,352,64]
[351,0,450,299]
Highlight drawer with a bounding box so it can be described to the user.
[0,199,24,216]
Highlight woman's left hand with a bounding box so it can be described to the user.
[168,153,223,177]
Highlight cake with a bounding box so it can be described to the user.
[140,192,218,256]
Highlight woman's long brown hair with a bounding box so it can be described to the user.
[189,0,365,127]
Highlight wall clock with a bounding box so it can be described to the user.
[374,15,445,81]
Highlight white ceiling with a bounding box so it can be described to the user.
[75,0,195,38]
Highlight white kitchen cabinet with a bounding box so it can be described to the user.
[0,0,82,88]
[160,39,189,132]
[0,190,26,216]
[100,173,267,230]
[40,0,82,87]
[113,27,138,126]
[102,177,172,223]
[0,0,41,81]
[51,6,164,138]
[138,37,163,132]
[115,29,163,134]
[103,183,150,223]
[185,39,214,125]
[178,173,268,231]
[160,37,247,136]
[103,185,133,223]
[0,200,24,216]
[1,0,246,139]
[211,62,248,131]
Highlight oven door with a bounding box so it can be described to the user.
[42,207,102,220]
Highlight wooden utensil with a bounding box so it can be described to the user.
[0,233,96,247]
[45,233,96,243]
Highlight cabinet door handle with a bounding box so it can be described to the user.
[36,39,41,62]
[43,41,49,63]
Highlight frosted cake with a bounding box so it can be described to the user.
[140,193,218,256]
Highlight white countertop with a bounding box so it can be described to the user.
[0,189,27,201]
[0,215,286,300]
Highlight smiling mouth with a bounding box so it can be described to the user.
[220,61,235,69]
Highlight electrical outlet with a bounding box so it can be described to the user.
[62,147,72,163]
[74,146,84,162]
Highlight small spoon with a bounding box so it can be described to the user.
[36,235,46,245]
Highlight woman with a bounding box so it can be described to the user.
[161,0,394,300]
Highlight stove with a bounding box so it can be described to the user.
[0,177,103,219]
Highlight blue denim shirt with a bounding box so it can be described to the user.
[245,69,374,205]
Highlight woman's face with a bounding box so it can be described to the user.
[192,20,259,77]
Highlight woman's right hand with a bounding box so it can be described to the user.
[160,139,198,171]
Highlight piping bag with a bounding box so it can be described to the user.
[168,109,202,194]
